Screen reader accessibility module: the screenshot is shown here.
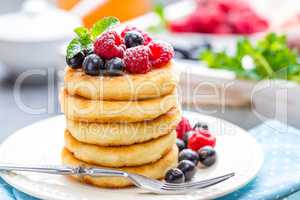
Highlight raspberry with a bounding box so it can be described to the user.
[176,117,192,140]
[169,17,199,33]
[123,46,151,74]
[213,24,232,34]
[148,41,174,68]
[94,30,125,59]
[193,7,226,33]
[188,130,216,151]
[121,26,152,45]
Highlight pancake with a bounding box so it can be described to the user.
[61,146,178,188]
[64,61,178,101]
[64,130,176,167]
[67,107,181,146]
[60,89,178,123]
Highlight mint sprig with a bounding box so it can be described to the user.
[66,38,82,59]
[200,33,300,82]
[74,27,91,46]
[147,3,167,34]
[91,17,120,40]
[66,17,120,59]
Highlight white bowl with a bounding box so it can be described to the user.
[0,0,81,72]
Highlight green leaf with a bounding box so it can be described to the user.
[91,17,120,40]
[74,27,91,46]
[154,3,167,25]
[66,38,83,59]
[200,32,300,82]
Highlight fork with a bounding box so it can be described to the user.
[0,164,234,194]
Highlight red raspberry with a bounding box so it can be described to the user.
[176,117,192,139]
[188,130,216,151]
[94,30,125,59]
[213,24,232,34]
[169,17,199,33]
[148,41,174,68]
[121,26,152,45]
[193,7,226,33]
[123,46,151,74]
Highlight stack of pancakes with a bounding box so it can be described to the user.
[60,62,181,188]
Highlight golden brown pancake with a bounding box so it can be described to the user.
[64,130,176,167]
[64,61,178,101]
[61,146,178,188]
[60,89,178,123]
[67,107,181,146]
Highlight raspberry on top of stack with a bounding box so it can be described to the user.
[60,17,180,188]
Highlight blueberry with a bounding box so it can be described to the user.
[164,168,185,184]
[66,51,85,69]
[183,130,196,145]
[124,31,144,48]
[176,139,186,152]
[198,146,217,167]
[179,149,199,165]
[177,160,197,181]
[82,54,105,76]
[193,122,209,131]
[105,57,124,76]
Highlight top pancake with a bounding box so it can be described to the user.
[64,61,178,101]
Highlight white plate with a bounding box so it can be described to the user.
[0,111,263,200]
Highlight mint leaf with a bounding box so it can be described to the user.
[74,27,91,46]
[200,33,300,83]
[148,3,167,33]
[91,17,120,40]
[66,38,83,59]
[154,3,167,25]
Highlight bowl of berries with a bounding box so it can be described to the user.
[124,0,270,52]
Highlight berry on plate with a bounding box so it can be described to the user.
[178,149,199,166]
[124,31,144,48]
[104,57,124,76]
[66,51,85,69]
[121,26,152,45]
[164,168,185,184]
[176,117,192,140]
[177,160,197,181]
[176,138,186,152]
[148,41,174,68]
[94,30,125,59]
[198,146,217,167]
[123,46,151,74]
[82,54,105,76]
[193,122,209,131]
[188,130,216,151]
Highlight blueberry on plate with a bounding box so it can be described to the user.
[183,130,196,145]
[164,168,185,184]
[105,57,124,76]
[178,149,199,165]
[124,31,144,48]
[177,160,196,181]
[198,146,217,167]
[82,54,105,76]
[176,139,186,152]
[193,122,209,131]
[66,51,85,69]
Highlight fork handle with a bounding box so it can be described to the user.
[0,164,75,175]
[0,163,128,178]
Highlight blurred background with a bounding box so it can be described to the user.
[1,0,300,141]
